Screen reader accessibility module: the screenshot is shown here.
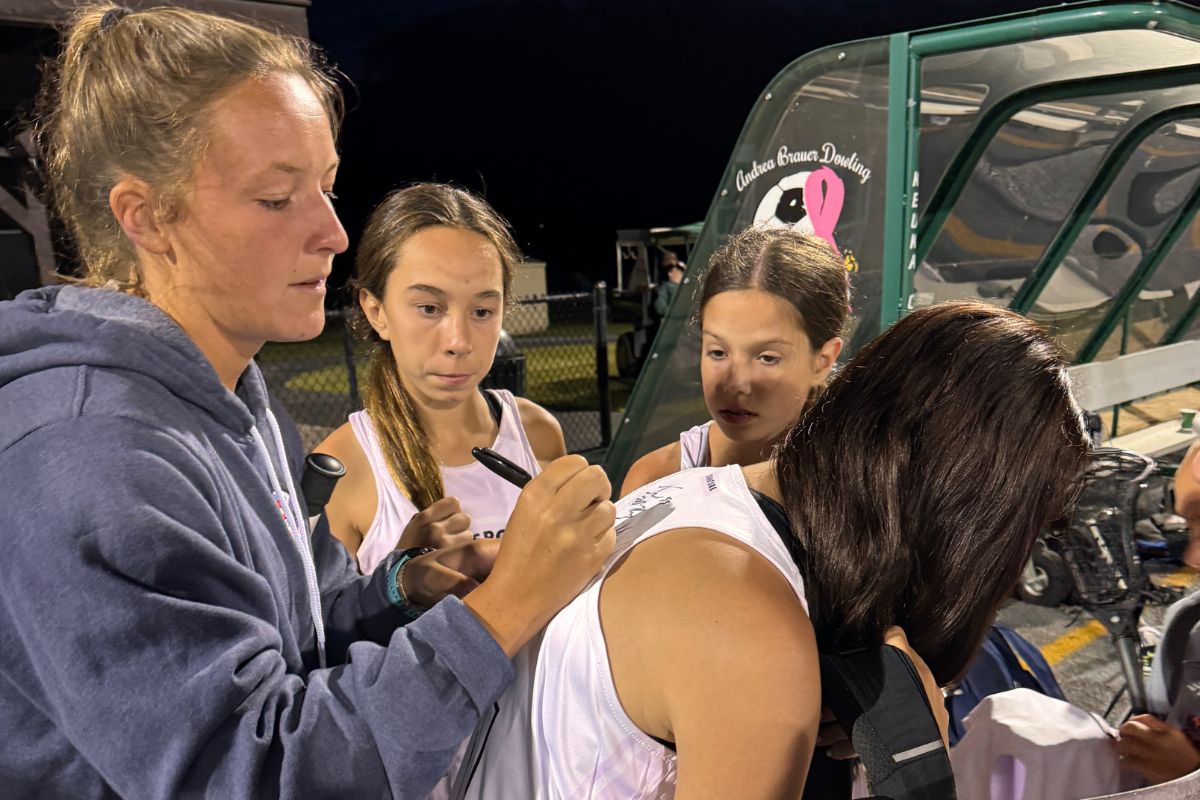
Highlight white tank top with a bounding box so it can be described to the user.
[454,465,808,800]
[678,421,711,470]
[350,389,542,574]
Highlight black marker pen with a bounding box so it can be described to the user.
[471,446,533,489]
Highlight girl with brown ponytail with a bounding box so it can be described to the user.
[318,183,567,574]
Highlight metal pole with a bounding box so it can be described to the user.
[880,32,915,330]
[339,309,361,410]
[1115,633,1148,716]
[594,281,612,449]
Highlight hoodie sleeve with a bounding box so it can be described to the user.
[266,393,426,660]
[313,513,425,661]
[0,417,514,799]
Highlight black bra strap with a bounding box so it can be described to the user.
[481,388,504,426]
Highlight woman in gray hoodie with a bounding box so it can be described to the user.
[0,4,614,798]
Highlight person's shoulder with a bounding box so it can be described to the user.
[621,526,814,671]
[620,442,681,497]
[0,414,221,534]
[317,420,362,460]
[619,527,806,615]
[513,396,567,461]
[601,527,816,715]
[0,366,82,453]
[602,525,819,795]
[1,361,190,448]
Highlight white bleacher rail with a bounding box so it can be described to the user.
[1066,341,1200,457]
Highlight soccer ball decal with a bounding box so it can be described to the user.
[754,171,815,232]
[752,166,844,256]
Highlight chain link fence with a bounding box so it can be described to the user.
[258,283,617,456]
[256,307,362,454]
[486,285,613,453]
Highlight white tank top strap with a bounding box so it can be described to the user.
[678,421,712,470]
[487,389,541,476]
[348,410,420,573]
[351,392,544,575]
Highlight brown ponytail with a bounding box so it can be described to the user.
[364,349,445,510]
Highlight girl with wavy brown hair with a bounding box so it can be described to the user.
[318,183,568,575]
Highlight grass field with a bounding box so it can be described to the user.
[257,325,352,364]
[264,321,635,412]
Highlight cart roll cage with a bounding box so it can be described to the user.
[606,1,1200,484]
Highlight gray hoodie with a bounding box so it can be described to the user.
[0,285,515,798]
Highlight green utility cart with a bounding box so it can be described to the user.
[607,0,1200,484]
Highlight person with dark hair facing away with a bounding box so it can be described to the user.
[621,225,847,496]
[459,301,1090,799]
[0,5,615,797]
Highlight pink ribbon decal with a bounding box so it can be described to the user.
[805,166,844,255]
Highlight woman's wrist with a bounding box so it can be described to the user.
[462,575,546,658]
[385,547,435,620]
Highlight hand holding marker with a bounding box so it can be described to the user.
[463,450,616,657]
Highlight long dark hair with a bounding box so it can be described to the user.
[776,301,1089,684]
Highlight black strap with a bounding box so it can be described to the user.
[481,388,504,426]
[821,647,956,799]
[749,489,956,800]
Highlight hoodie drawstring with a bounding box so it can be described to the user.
[250,415,327,668]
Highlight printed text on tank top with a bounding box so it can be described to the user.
[350,389,541,574]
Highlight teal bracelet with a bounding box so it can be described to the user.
[386,547,435,620]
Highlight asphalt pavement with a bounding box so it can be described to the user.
[998,564,1197,723]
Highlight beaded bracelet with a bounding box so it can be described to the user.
[386,546,435,621]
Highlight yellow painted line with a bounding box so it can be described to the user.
[1038,569,1197,667]
[1153,567,1198,589]
[1041,620,1107,667]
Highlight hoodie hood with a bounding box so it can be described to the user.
[0,285,264,438]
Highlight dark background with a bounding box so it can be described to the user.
[1,0,1136,298]
[307,0,1066,297]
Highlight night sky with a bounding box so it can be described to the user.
[306,0,1087,296]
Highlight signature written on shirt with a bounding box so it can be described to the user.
[616,483,682,534]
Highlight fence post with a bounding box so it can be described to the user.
[339,308,361,410]
[593,281,612,448]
